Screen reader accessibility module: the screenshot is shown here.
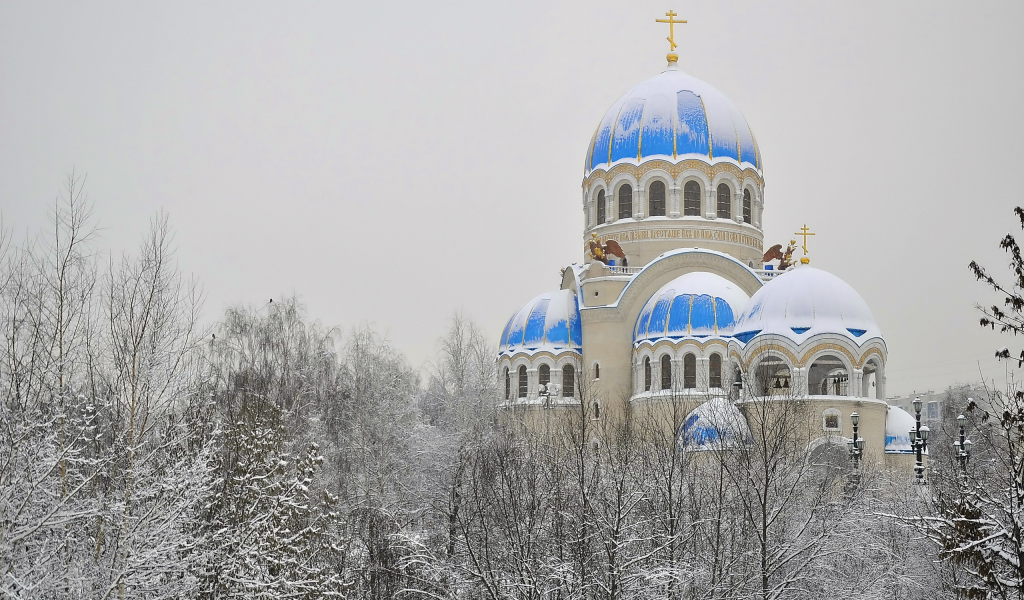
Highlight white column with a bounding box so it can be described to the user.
[734,188,744,223]
[527,367,538,400]
[851,368,864,398]
[705,186,716,219]
[697,357,710,392]
[553,367,564,396]
[671,357,682,392]
[634,186,645,219]
[669,184,681,218]
[791,366,809,398]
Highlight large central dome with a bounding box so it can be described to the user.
[585,60,761,175]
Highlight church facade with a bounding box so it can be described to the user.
[495,41,915,467]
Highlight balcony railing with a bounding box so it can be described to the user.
[607,265,643,275]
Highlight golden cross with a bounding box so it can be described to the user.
[794,224,815,255]
[655,10,687,52]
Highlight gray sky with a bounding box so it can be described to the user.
[2,1,1022,396]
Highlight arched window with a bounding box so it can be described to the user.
[742,189,752,224]
[518,365,527,398]
[539,364,550,387]
[644,357,652,392]
[709,353,722,388]
[596,189,606,225]
[717,184,731,219]
[683,181,701,216]
[648,180,666,217]
[592,401,600,420]
[618,184,633,220]
[594,363,600,379]
[562,365,575,397]
[683,353,696,389]
[504,367,510,400]
[660,354,672,390]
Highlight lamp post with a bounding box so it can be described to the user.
[954,413,972,473]
[847,411,863,469]
[846,411,865,488]
[911,397,930,483]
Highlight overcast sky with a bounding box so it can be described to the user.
[2,1,1022,397]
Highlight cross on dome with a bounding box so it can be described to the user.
[655,10,687,60]
[794,224,816,264]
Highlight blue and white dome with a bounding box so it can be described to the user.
[731,266,882,345]
[678,398,752,450]
[499,290,582,356]
[586,61,761,175]
[634,272,750,342]
[885,406,916,454]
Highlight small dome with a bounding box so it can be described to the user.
[634,272,750,342]
[885,406,916,454]
[731,266,881,344]
[586,61,761,175]
[678,398,751,450]
[499,290,582,356]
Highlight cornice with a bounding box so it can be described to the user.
[584,159,764,189]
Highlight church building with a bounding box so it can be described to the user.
[496,16,917,468]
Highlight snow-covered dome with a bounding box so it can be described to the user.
[499,290,582,356]
[731,266,882,345]
[678,398,751,450]
[586,60,761,175]
[634,272,750,342]
[885,406,916,454]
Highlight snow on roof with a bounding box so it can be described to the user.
[498,290,582,357]
[634,271,750,342]
[678,397,752,451]
[586,60,761,175]
[731,266,882,345]
[583,247,762,312]
[885,406,916,454]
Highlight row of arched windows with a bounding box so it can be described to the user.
[642,352,723,392]
[593,181,753,225]
[503,364,576,400]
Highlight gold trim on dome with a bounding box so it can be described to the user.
[635,337,729,354]
[584,159,764,189]
[856,347,885,369]
[797,343,858,369]
[744,344,800,368]
[699,96,713,159]
[498,350,581,363]
[747,121,761,171]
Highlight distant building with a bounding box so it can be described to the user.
[887,387,997,424]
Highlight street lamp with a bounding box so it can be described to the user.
[848,411,862,468]
[845,412,864,489]
[954,413,972,472]
[910,397,929,483]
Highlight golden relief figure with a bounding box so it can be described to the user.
[763,240,796,271]
[589,233,627,266]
